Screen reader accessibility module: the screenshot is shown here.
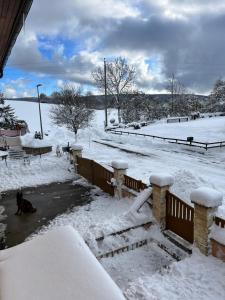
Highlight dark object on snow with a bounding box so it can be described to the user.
[133,124,141,129]
[140,121,147,127]
[15,191,37,215]
[187,137,194,143]
[62,142,71,153]
[34,131,42,139]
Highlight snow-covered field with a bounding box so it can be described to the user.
[121,117,225,142]
[2,100,225,214]
[1,100,225,299]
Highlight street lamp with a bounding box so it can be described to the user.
[36,84,44,139]
[104,58,108,128]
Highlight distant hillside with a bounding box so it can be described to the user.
[7,94,209,109]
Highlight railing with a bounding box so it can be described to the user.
[124,174,147,192]
[166,191,194,243]
[107,128,225,150]
[77,156,147,195]
[92,161,114,196]
[77,156,114,196]
[214,216,225,228]
[167,117,188,123]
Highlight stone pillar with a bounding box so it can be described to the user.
[150,173,174,229]
[71,145,83,173]
[191,187,222,255]
[111,160,128,199]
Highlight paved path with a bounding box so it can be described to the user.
[1,181,91,248]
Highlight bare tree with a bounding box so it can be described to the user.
[167,74,187,115]
[50,86,94,141]
[92,57,136,123]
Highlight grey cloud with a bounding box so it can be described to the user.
[6,0,225,94]
[103,13,225,93]
[8,36,97,86]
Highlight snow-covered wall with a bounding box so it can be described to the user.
[0,226,125,300]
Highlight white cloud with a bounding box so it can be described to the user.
[4,87,17,98]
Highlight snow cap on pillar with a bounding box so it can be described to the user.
[71,144,83,151]
[190,187,222,208]
[111,160,128,170]
[150,173,174,187]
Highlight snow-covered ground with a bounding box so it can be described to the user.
[2,100,225,214]
[1,100,225,299]
[25,182,225,300]
[123,250,225,300]
[120,117,225,142]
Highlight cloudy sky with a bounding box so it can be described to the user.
[2,0,225,98]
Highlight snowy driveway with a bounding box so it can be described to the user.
[1,181,91,248]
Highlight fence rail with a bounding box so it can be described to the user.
[92,161,114,196]
[124,174,147,192]
[166,191,194,243]
[77,156,114,196]
[214,216,225,228]
[107,129,225,150]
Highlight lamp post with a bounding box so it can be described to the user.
[104,58,108,128]
[36,84,43,139]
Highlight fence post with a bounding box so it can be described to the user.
[71,145,83,173]
[150,173,174,229]
[111,160,128,199]
[191,187,222,255]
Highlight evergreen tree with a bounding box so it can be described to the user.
[209,79,225,112]
[0,93,17,129]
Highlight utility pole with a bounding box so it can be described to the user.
[36,84,44,139]
[104,58,108,128]
[171,73,174,114]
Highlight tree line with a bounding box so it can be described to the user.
[47,57,225,128]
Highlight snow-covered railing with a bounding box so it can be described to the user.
[214,216,225,228]
[166,190,194,244]
[167,117,189,123]
[107,128,225,150]
[76,156,115,196]
[124,174,147,192]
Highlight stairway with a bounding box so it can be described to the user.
[86,222,188,261]
[8,148,30,164]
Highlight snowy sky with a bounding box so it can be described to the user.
[1,0,225,97]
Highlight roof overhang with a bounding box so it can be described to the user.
[0,0,33,78]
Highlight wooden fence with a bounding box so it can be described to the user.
[166,190,194,243]
[214,216,225,228]
[76,156,147,196]
[77,156,114,196]
[108,129,225,150]
[124,174,147,192]
[167,117,188,123]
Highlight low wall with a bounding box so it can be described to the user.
[23,146,52,155]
